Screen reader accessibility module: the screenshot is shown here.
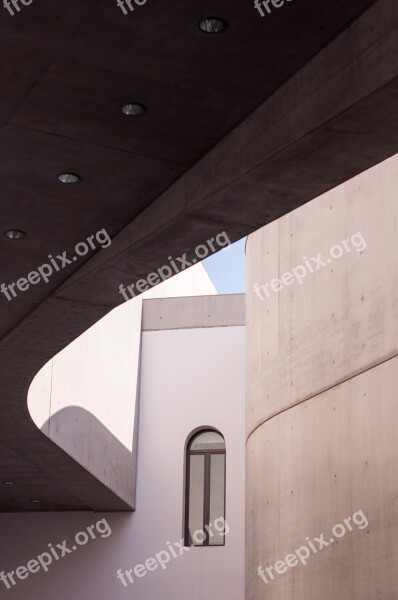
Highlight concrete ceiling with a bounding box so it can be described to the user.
[0,0,397,511]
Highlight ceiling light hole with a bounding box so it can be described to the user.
[57,173,81,184]
[121,103,146,116]
[198,18,227,34]
[4,230,26,240]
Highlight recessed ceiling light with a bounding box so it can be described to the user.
[57,173,81,184]
[121,103,146,116]
[30,499,41,504]
[4,230,26,240]
[3,481,15,485]
[199,18,227,33]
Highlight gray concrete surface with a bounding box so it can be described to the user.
[245,153,398,599]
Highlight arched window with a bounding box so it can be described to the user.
[184,429,226,546]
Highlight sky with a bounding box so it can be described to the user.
[203,236,246,294]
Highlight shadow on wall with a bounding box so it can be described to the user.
[40,406,138,509]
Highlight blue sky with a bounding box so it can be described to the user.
[203,236,246,294]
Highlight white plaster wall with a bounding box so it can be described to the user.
[132,325,245,600]
[0,324,245,600]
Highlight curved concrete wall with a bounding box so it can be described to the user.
[27,264,216,509]
[246,154,398,598]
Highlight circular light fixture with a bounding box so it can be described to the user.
[57,173,81,184]
[121,103,146,116]
[4,230,26,240]
[3,481,15,485]
[199,17,227,33]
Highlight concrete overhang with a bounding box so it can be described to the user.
[0,0,397,510]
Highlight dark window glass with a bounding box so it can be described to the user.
[185,430,226,546]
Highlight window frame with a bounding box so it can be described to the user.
[184,428,226,547]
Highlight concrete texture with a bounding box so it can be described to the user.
[246,154,398,598]
[1,0,397,510]
[246,153,398,436]
[142,294,245,331]
[247,357,398,600]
